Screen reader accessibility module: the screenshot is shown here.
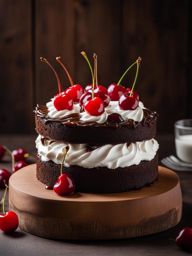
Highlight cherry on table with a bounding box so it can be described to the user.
[0,145,5,161]
[53,173,75,196]
[108,83,126,101]
[13,160,28,172]
[0,169,11,189]
[84,97,105,116]
[176,227,192,251]
[0,211,19,233]
[53,92,73,111]
[12,148,28,162]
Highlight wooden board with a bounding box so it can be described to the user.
[9,165,182,240]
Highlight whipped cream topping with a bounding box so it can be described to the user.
[46,99,145,123]
[46,99,80,119]
[36,135,159,169]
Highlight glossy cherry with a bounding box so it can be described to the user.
[0,145,5,161]
[0,169,11,189]
[0,211,19,233]
[84,97,105,116]
[126,87,139,101]
[79,91,92,107]
[94,91,110,107]
[176,227,192,251]
[54,92,73,111]
[85,85,108,95]
[13,160,28,172]
[119,92,139,110]
[65,84,84,102]
[107,113,124,123]
[53,173,75,196]
[12,148,28,162]
[108,84,126,101]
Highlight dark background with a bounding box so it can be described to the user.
[0,0,191,134]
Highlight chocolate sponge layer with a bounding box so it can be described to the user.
[36,154,158,193]
[35,114,157,145]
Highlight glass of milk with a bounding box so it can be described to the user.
[175,119,192,163]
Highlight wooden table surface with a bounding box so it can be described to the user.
[0,134,191,256]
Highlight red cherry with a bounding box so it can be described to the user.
[0,169,11,189]
[85,85,108,95]
[107,113,124,123]
[0,211,19,233]
[119,92,139,110]
[65,84,84,102]
[176,227,192,251]
[53,173,75,196]
[94,91,110,107]
[126,87,139,101]
[12,148,28,162]
[0,145,5,161]
[53,92,73,111]
[79,91,92,106]
[84,97,105,116]
[13,160,28,172]
[108,84,126,101]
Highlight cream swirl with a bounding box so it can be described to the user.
[80,111,108,124]
[46,98,145,123]
[36,135,159,169]
[46,99,80,119]
[105,101,144,122]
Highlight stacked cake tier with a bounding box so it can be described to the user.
[35,100,159,193]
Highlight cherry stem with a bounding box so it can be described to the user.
[117,59,138,85]
[40,57,62,94]
[56,57,74,87]
[81,51,94,97]
[60,147,68,176]
[93,53,98,86]
[1,185,8,214]
[3,146,15,172]
[130,57,142,95]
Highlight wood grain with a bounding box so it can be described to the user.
[0,0,33,133]
[0,0,191,133]
[122,0,189,132]
[9,165,182,240]
[35,0,75,104]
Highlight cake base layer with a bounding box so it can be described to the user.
[9,165,182,240]
[36,155,158,193]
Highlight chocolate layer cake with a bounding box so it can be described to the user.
[35,55,159,193]
[35,100,159,193]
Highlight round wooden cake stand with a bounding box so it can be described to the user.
[9,165,182,240]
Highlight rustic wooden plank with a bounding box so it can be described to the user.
[35,0,75,104]
[74,0,123,86]
[122,0,189,132]
[0,0,33,133]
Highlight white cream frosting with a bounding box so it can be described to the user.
[36,135,159,169]
[46,100,80,119]
[46,99,145,123]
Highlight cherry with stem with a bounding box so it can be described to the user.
[0,184,19,233]
[53,148,75,196]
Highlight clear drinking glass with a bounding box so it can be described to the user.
[175,119,192,163]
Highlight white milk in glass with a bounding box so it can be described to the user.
[175,134,192,162]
